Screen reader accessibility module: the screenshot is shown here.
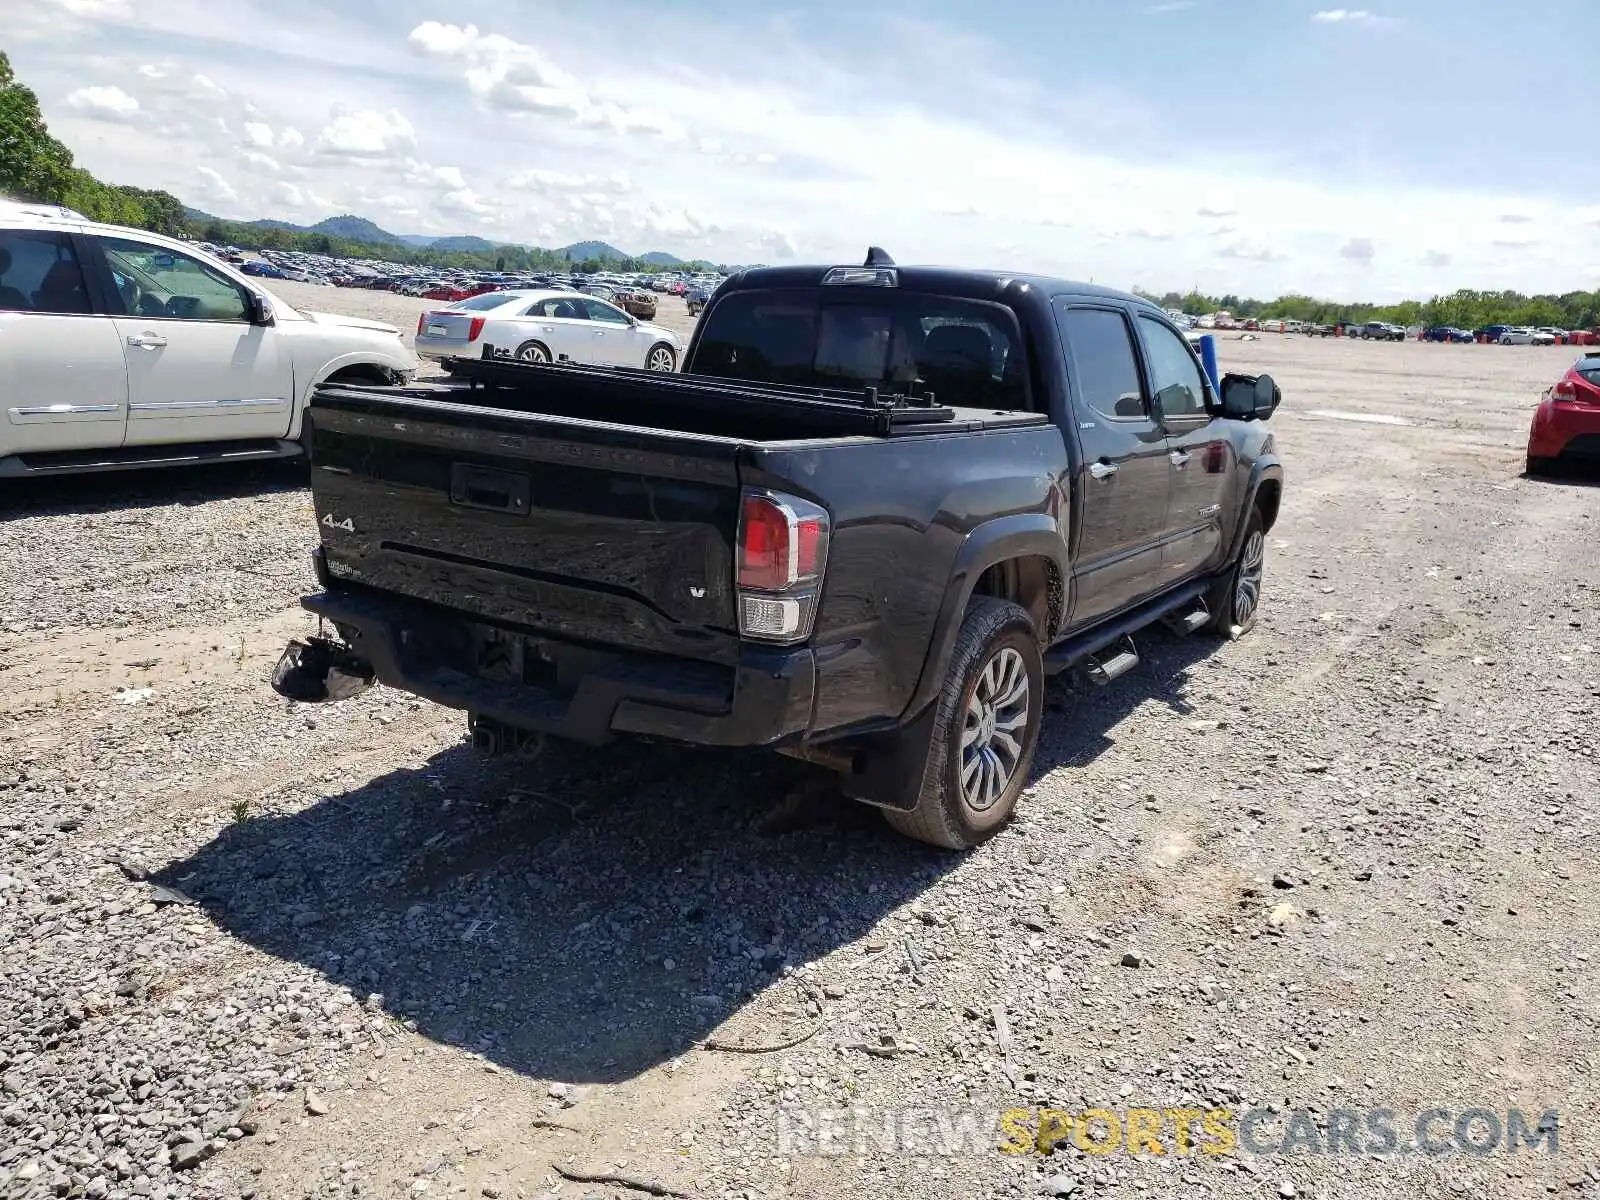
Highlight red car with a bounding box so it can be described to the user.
[1527,352,1600,474]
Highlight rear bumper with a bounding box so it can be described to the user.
[413,335,476,361]
[299,580,816,748]
[1529,400,1600,460]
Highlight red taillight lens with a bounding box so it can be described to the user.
[739,495,793,591]
[1554,379,1577,402]
[736,491,830,642]
[467,316,486,341]
[416,313,427,336]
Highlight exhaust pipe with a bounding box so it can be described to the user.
[270,636,375,703]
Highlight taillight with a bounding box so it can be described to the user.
[467,316,485,341]
[736,490,830,643]
[416,313,427,336]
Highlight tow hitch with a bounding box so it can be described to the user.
[270,635,375,703]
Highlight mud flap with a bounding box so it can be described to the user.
[271,636,375,703]
[839,703,938,812]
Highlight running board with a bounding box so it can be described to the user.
[1163,602,1211,635]
[0,438,302,478]
[1084,636,1139,686]
[1043,579,1210,677]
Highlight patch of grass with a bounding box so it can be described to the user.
[229,798,251,823]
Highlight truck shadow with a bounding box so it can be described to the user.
[154,625,1230,1088]
[0,458,306,516]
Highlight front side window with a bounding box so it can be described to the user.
[1138,315,1208,418]
[580,298,630,325]
[693,287,1027,410]
[99,237,250,321]
[0,230,92,315]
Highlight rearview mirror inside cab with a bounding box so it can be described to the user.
[1220,372,1281,421]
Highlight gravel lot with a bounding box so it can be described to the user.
[1,296,1597,1200]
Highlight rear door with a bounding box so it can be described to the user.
[94,235,293,446]
[1136,312,1233,584]
[1054,303,1172,624]
[0,228,128,456]
[519,295,593,362]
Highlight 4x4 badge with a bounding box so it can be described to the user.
[322,514,355,532]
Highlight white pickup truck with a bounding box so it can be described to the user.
[0,201,419,477]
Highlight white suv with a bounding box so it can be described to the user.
[0,201,418,477]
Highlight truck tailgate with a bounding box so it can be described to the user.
[306,388,746,663]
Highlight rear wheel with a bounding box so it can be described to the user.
[1206,506,1265,637]
[645,343,677,372]
[882,597,1043,850]
[515,340,551,364]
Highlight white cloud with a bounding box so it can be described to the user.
[408,21,686,139]
[195,165,237,202]
[242,121,274,148]
[190,73,226,99]
[1422,250,1451,268]
[66,84,140,119]
[240,150,280,172]
[314,108,416,159]
[1339,237,1376,264]
[1312,9,1387,23]
[1218,240,1283,263]
[278,127,304,149]
[757,228,797,260]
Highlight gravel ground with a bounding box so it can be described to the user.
[1,313,1597,1200]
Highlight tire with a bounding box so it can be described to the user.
[882,597,1043,850]
[645,343,677,372]
[514,340,551,364]
[1206,506,1266,637]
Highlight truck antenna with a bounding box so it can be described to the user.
[864,246,895,267]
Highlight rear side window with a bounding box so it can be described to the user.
[1056,307,1146,420]
[693,287,1027,410]
[0,230,92,315]
[452,291,521,311]
[1578,358,1600,385]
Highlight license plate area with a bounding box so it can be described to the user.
[426,324,450,337]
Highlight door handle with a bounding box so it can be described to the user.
[126,334,168,350]
[1089,460,1118,480]
[1168,450,1191,467]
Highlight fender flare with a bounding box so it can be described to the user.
[1221,460,1285,565]
[901,513,1068,723]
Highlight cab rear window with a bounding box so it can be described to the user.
[691,287,1029,411]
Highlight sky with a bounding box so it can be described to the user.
[12,0,1600,299]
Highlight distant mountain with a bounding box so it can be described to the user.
[182,209,698,265]
[427,235,503,253]
[558,240,628,262]
[308,215,400,244]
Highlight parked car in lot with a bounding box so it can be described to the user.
[1422,326,1474,343]
[1488,325,1535,345]
[1531,327,1560,346]
[1526,352,1600,475]
[0,203,417,477]
[413,289,682,371]
[685,286,711,316]
[1359,321,1406,341]
[274,250,1285,848]
[611,289,658,320]
[1302,323,1334,337]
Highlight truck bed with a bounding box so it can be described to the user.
[305,361,1046,655]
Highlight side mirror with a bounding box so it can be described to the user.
[1220,372,1280,420]
[248,292,276,326]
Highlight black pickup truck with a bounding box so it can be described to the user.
[273,252,1285,848]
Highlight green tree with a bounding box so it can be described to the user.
[0,50,74,202]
